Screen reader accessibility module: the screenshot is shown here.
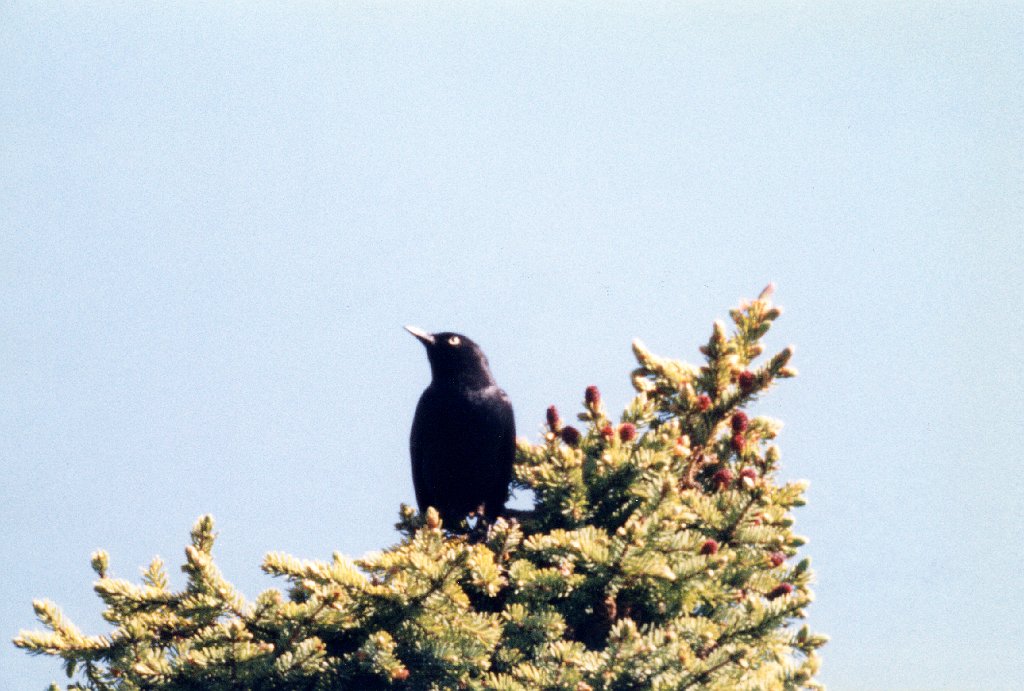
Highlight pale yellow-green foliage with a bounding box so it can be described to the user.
[16,287,826,690]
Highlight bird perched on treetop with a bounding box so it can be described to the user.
[405,326,515,529]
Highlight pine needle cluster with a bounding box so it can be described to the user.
[15,288,825,690]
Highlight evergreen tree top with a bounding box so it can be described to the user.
[16,287,826,690]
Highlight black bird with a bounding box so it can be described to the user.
[405,326,515,528]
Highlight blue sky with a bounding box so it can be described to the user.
[2,3,1022,689]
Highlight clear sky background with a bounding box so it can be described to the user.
[2,3,1021,689]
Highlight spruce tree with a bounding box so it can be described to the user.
[15,287,826,690]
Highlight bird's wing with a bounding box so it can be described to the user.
[484,387,517,513]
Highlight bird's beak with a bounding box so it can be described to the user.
[404,325,436,346]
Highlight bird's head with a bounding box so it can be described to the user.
[405,326,495,389]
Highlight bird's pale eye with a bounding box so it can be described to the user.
[448,335,461,346]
